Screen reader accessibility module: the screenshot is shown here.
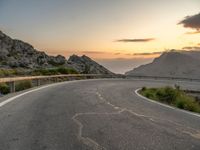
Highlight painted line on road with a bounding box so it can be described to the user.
[96,91,156,119]
[0,79,101,108]
[72,90,155,150]
[135,88,200,118]
[0,84,57,108]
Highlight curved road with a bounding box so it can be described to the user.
[0,79,200,150]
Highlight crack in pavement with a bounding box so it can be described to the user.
[72,110,125,150]
[72,113,107,150]
[97,90,200,140]
[96,91,155,121]
[72,89,200,149]
[72,90,156,150]
[135,88,200,140]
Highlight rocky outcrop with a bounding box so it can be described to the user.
[126,50,200,79]
[0,30,114,74]
[68,55,114,74]
[0,31,66,68]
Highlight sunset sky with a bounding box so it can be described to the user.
[0,0,200,73]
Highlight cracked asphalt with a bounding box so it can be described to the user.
[0,79,200,150]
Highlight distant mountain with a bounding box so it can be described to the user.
[126,50,200,79]
[0,30,114,74]
[68,55,114,74]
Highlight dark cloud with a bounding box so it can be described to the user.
[198,43,200,46]
[115,38,155,43]
[182,46,200,50]
[178,12,200,31]
[132,51,163,56]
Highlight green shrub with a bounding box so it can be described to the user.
[145,92,155,99]
[31,67,78,76]
[176,99,185,109]
[157,87,179,104]
[57,67,78,74]
[0,69,22,77]
[0,83,9,94]
[175,96,200,113]
[140,88,157,100]
[140,86,200,114]
[15,80,32,92]
[141,87,147,91]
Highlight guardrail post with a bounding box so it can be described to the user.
[9,81,15,93]
[36,79,40,86]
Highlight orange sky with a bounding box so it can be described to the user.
[1,0,200,60]
[1,0,200,73]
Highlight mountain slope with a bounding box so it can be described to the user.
[0,30,66,68]
[68,55,114,74]
[0,30,114,74]
[126,50,200,79]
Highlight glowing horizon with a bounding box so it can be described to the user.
[0,0,199,59]
[1,0,200,73]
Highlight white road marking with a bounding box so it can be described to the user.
[72,90,157,149]
[96,91,155,119]
[0,79,100,108]
[0,84,56,108]
[135,88,200,118]
[2,79,200,148]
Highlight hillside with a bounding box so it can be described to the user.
[126,50,200,79]
[0,30,114,75]
[68,55,113,74]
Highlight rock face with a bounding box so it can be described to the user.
[126,50,200,79]
[0,31,66,68]
[68,55,114,74]
[0,30,114,74]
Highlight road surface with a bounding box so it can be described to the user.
[0,79,200,150]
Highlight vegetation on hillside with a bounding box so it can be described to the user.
[0,83,10,95]
[0,81,32,95]
[0,69,24,77]
[15,80,32,92]
[0,67,78,77]
[139,86,200,113]
[31,67,78,76]
[0,67,79,95]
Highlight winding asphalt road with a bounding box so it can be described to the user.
[0,79,200,150]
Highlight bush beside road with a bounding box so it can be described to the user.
[139,86,200,113]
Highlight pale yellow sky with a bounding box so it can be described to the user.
[1,0,200,60]
[1,0,200,73]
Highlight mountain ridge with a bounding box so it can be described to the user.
[126,50,200,79]
[0,30,114,75]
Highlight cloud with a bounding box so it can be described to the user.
[132,51,163,56]
[182,46,200,50]
[115,38,155,43]
[178,12,200,31]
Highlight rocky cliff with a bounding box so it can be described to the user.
[0,31,66,68]
[126,50,200,79]
[0,30,114,74]
[68,55,114,74]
